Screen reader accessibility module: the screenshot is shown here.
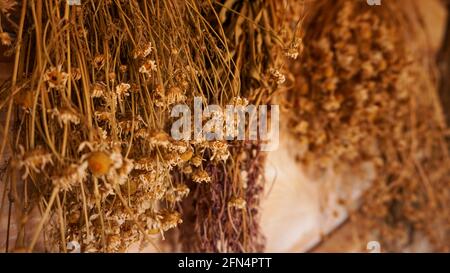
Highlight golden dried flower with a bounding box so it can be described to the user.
[59,107,80,125]
[53,162,88,191]
[0,32,12,46]
[139,59,157,76]
[17,146,53,179]
[71,67,82,81]
[231,96,249,107]
[190,155,203,167]
[88,151,113,177]
[119,65,128,73]
[209,141,230,162]
[115,83,131,97]
[166,184,190,202]
[268,68,286,85]
[159,210,182,231]
[180,150,193,162]
[192,169,211,183]
[14,89,35,110]
[228,197,246,210]
[134,42,153,59]
[182,165,192,174]
[148,130,171,148]
[44,66,69,89]
[93,54,106,69]
[166,86,186,105]
[91,82,106,98]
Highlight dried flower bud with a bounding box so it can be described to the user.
[88,151,112,176]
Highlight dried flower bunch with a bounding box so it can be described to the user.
[288,0,450,251]
[0,0,297,252]
[177,0,298,252]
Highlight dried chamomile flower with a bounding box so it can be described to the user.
[192,169,211,183]
[182,165,193,175]
[71,67,82,81]
[166,184,190,203]
[209,141,230,162]
[14,89,35,111]
[16,145,53,179]
[166,86,186,105]
[148,130,171,148]
[133,158,156,172]
[268,68,286,85]
[190,155,203,167]
[48,107,80,126]
[115,83,131,96]
[0,32,12,46]
[169,140,190,154]
[44,65,69,89]
[87,151,113,177]
[117,115,146,134]
[53,162,88,191]
[91,82,107,98]
[134,42,153,59]
[228,197,246,210]
[285,38,303,60]
[231,96,249,107]
[93,54,106,69]
[180,149,193,162]
[159,210,183,232]
[139,59,157,76]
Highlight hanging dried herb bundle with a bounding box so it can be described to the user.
[177,0,300,252]
[0,0,299,252]
[288,0,450,251]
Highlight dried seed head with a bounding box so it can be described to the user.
[93,54,106,69]
[190,155,203,167]
[91,82,106,98]
[119,65,128,73]
[59,107,80,125]
[148,130,171,148]
[268,68,286,85]
[159,210,182,231]
[134,42,153,59]
[44,66,69,89]
[14,89,35,110]
[192,169,211,183]
[231,96,249,107]
[88,151,113,177]
[53,162,88,191]
[228,197,247,210]
[108,72,116,82]
[209,141,230,162]
[0,32,12,46]
[71,67,82,81]
[182,165,193,174]
[139,60,157,76]
[180,150,193,162]
[166,86,186,105]
[115,83,131,97]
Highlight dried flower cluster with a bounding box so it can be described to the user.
[288,0,450,251]
[0,0,297,253]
